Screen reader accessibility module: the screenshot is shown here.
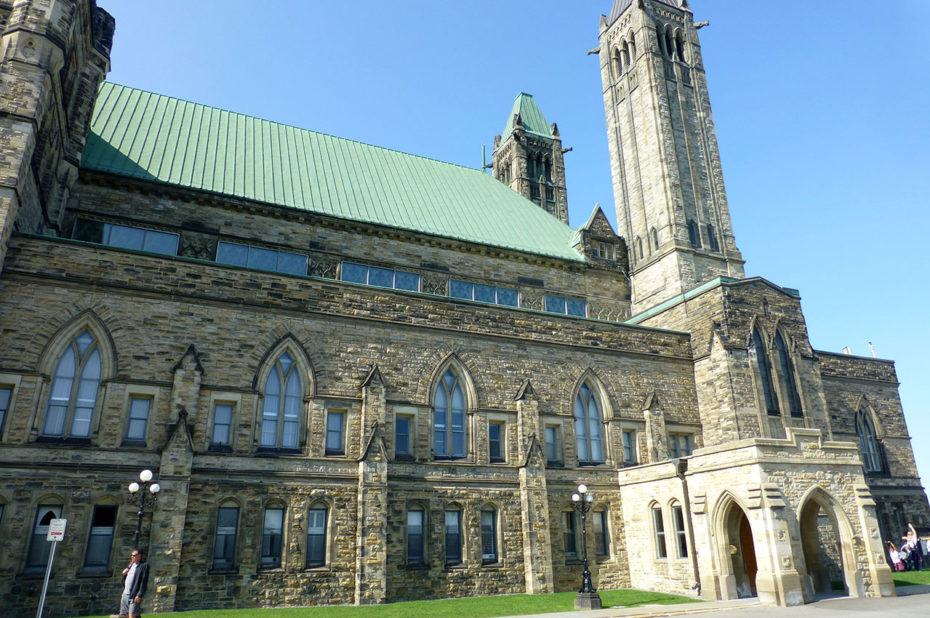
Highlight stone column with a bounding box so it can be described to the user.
[149,346,202,612]
[854,484,896,598]
[515,384,554,593]
[643,401,669,463]
[355,369,388,604]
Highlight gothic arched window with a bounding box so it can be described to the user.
[675,32,686,61]
[621,41,631,68]
[574,382,604,464]
[43,330,101,438]
[752,328,779,415]
[652,227,659,250]
[856,410,882,473]
[260,352,302,449]
[637,237,644,259]
[706,224,719,252]
[774,332,802,417]
[665,28,675,60]
[434,369,466,459]
[614,49,623,77]
[687,220,701,248]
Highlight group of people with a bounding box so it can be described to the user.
[886,522,925,572]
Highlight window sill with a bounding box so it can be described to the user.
[35,436,91,445]
[120,439,147,448]
[303,564,330,572]
[577,461,607,467]
[394,453,415,462]
[444,563,465,571]
[481,560,501,568]
[77,568,111,578]
[255,448,302,457]
[403,562,429,570]
[208,444,233,454]
[18,571,49,579]
[546,461,564,468]
[257,565,284,572]
[209,566,239,575]
[489,458,506,464]
[324,450,346,457]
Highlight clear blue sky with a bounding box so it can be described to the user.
[102,1,930,503]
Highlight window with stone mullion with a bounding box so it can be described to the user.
[774,333,802,417]
[43,331,101,438]
[752,329,779,416]
[260,353,301,449]
[856,411,882,472]
[574,383,604,464]
[433,370,466,459]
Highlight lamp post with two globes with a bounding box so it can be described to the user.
[128,469,160,549]
[572,483,602,610]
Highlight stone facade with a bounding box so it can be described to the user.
[0,1,926,617]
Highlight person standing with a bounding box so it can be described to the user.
[119,548,149,618]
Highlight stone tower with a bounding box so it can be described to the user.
[598,0,744,313]
[0,0,113,270]
[492,93,569,224]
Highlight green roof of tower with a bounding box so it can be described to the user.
[81,83,584,262]
[500,92,554,143]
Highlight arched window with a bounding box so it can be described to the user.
[774,332,802,417]
[26,504,63,572]
[856,410,882,473]
[260,352,302,449]
[657,27,667,56]
[629,33,637,60]
[687,220,701,248]
[652,227,659,250]
[637,237,644,259]
[614,49,623,77]
[434,368,466,459]
[675,32,686,61]
[706,224,719,251]
[306,502,328,567]
[752,329,779,415]
[665,28,675,60]
[621,41,630,67]
[574,382,604,464]
[43,330,101,438]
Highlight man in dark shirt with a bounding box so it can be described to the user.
[119,548,149,618]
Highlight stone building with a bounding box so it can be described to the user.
[0,1,926,616]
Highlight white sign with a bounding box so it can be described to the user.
[47,518,67,542]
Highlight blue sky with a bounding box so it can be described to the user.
[103,1,930,504]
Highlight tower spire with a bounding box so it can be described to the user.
[492,93,570,224]
[599,0,743,313]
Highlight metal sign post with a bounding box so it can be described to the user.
[36,518,66,618]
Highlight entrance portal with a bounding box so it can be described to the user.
[724,505,757,598]
[799,499,846,597]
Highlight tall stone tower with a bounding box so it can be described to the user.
[599,0,743,313]
[0,0,113,270]
[492,93,569,224]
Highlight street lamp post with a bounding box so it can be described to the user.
[572,484,602,610]
[128,469,160,549]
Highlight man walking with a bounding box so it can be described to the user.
[119,548,149,618]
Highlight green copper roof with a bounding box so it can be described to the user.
[82,83,583,262]
[500,92,553,143]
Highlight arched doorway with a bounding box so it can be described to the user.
[723,504,757,598]
[797,489,860,600]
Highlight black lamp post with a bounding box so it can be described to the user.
[572,484,602,610]
[128,469,160,549]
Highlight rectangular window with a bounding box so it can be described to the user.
[407,509,425,564]
[594,510,609,557]
[488,422,504,462]
[340,261,420,292]
[673,505,688,558]
[216,241,307,276]
[260,507,284,569]
[449,280,518,307]
[594,241,614,259]
[481,510,498,564]
[26,505,62,572]
[653,507,667,559]
[306,507,327,567]
[213,506,239,570]
[0,386,11,435]
[669,433,693,459]
[545,186,554,201]
[530,184,540,200]
[211,403,234,447]
[564,511,578,558]
[395,415,411,458]
[102,223,179,256]
[325,410,346,455]
[83,505,117,571]
[545,425,561,465]
[445,510,462,565]
[125,397,150,442]
[622,430,636,464]
[544,294,587,317]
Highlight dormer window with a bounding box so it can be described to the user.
[594,241,614,259]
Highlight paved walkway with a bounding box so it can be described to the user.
[510,585,930,618]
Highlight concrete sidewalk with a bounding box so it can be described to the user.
[509,584,930,618]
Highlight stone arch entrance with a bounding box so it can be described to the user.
[797,488,861,600]
[722,502,758,598]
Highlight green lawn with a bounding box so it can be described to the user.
[893,569,930,587]
[86,589,697,618]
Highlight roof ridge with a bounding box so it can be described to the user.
[101,81,489,176]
